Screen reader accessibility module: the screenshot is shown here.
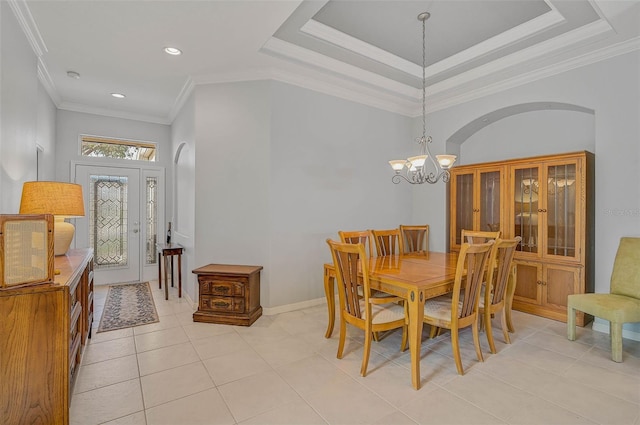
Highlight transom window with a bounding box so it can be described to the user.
[81,136,156,161]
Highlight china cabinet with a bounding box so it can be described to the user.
[450,164,506,250]
[510,151,594,325]
[448,151,594,324]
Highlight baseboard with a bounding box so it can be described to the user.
[263,297,326,316]
[592,319,640,342]
[184,291,196,310]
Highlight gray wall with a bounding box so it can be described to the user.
[192,80,414,309]
[0,1,39,212]
[421,50,640,336]
[170,92,196,301]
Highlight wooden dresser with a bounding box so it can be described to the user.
[0,248,94,425]
[192,264,262,326]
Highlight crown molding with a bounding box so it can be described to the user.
[268,67,417,116]
[429,35,640,113]
[301,6,565,80]
[167,76,195,124]
[300,19,420,77]
[37,58,61,106]
[262,37,418,100]
[57,101,171,125]
[419,18,614,100]
[8,0,47,57]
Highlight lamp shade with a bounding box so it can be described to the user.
[19,181,85,217]
[20,182,85,256]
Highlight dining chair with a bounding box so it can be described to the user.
[399,224,429,254]
[479,237,521,354]
[461,229,501,244]
[567,237,640,362]
[326,239,408,376]
[372,228,402,256]
[422,241,494,375]
[338,230,374,258]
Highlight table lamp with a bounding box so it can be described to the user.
[19,181,85,256]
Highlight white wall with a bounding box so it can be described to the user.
[0,1,38,213]
[170,93,196,300]
[191,80,414,309]
[418,50,640,335]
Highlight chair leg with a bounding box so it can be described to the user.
[337,317,347,359]
[567,305,577,341]
[429,326,441,338]
[400,325,408,352]
[361,328,373,376]
[500,310,511,345]
[505,306,515,333]
[484,311,497,354]
[451,327,464,375]
[611,321,623,363]
[471,319,484,363]
[373,332,380,342]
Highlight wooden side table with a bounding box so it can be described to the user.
[192,264,263,326]
[156,243,184,300]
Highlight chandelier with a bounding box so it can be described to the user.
[389,12,456,184]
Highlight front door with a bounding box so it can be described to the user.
[75,165,141,284]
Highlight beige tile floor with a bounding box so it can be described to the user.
[71,283,640,425]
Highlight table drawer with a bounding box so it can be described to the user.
[199,295,245,313]
[199,278,245,297]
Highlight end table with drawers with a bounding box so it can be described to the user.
[192,264,263,326]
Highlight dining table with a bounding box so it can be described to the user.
[323,251,460,390]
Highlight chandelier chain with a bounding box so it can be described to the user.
[388,11,456,184]
[422,15,426,140]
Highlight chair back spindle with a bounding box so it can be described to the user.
[372,228,402,256]
[400,224,429,254]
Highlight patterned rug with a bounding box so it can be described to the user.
[97,282,159,333]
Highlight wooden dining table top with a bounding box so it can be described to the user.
[368,251,459,287]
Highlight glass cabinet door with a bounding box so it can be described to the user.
[545,161,578,259]
[453,172,474,246]
[513,166,540,254]
[479,170,501,233]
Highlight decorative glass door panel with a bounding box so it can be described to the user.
[546,162,577,259]
[90,175,129,269]
[513,166,540,254]
[145,177,158,265]
[453,172,474,246]
[75,165,140,284]
[479,170,501,232]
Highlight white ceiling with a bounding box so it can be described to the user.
[14,0,640,124]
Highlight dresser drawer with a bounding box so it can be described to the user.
[199,295,245,313]
[199,278,246,297]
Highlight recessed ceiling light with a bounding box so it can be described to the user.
[111,93,126,99]
[164,47,182,55]
[67,70,81,79]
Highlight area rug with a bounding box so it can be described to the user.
[97,282,159,333]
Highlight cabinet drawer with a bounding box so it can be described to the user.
[199,278,245,297]
[199,295,245,313]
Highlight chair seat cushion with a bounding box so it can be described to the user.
[568,293,640,323]
[424,295,462,322]
[359,300,406,324]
